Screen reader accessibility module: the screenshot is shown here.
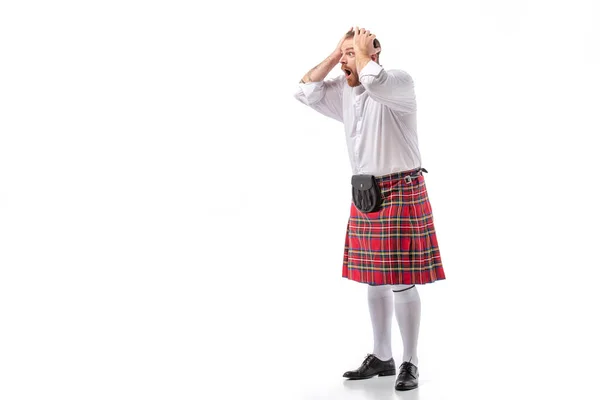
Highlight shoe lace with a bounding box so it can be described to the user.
[398,361,415,378]
[362,354,376,368]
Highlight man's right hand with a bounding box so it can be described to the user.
[299,28,354,84]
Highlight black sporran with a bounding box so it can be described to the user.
[351,175,382,213]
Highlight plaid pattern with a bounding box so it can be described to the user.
[342,169,446,285]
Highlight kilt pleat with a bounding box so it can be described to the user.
[342,170,446,285]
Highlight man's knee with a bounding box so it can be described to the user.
[391,284,415,293]
[391,285,419,303]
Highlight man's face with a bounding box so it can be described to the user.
[340,39,360,87]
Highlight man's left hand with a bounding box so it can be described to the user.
[353,27,380,56]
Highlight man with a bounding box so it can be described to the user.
[293,27,446,391]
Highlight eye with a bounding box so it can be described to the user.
[349,52,355,56]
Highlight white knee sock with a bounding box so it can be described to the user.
[367,285,394,361]
[392,284,421,366]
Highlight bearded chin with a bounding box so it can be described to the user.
[347,74,361,87]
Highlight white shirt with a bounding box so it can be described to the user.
[294,60,422,176]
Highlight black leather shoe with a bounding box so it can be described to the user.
[343,354,396,380]
[395,361,419,391]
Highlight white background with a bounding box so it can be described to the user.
[1,1,599,399]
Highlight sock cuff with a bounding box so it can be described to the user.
[393,285,420,303]
[392,285,415,293]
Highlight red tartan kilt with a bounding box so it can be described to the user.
[342,170,446,285]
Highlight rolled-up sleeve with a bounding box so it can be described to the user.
[293,76,345,123]
[359,61,416,114]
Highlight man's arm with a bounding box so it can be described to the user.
[299,30,349,83]
[294,76,345,122]
[353,28,415,114]
[299,50,343,84]
[358,62,417,114]
[352,27,381,75]
[293,31,349,123]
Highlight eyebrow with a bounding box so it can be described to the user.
[343,47,355,53]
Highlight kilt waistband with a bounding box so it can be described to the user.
[375,168,428,185]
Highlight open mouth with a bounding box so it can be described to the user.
[343,68,352,77]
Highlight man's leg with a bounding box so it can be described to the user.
[367,284,394,361]
[342,284,396,379]
[392,284,420,365]
[392,284,421,390]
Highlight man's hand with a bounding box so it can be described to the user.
[353,26,380,74]
[353,27,380,56]
[300,28,354,84]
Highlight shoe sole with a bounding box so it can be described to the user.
[345,369,396,380]
[395,384,418,391]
